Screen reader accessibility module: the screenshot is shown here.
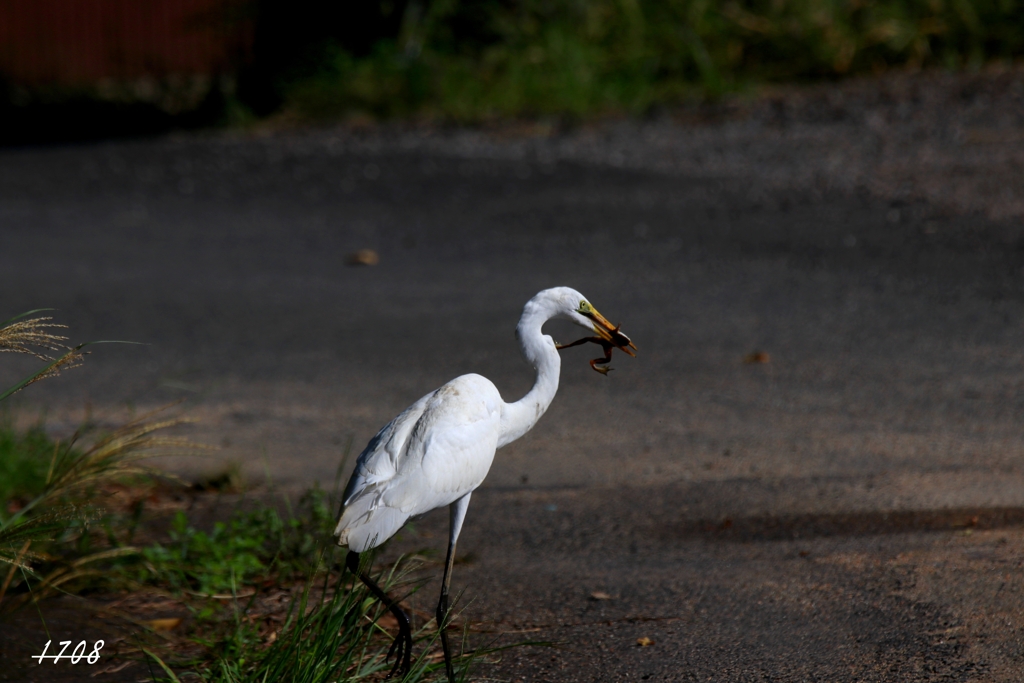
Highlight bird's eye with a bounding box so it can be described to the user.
[578,301,591,314]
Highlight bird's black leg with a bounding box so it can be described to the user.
[436,539,458,682]
[346,550,413,679]
[438,493,472,683]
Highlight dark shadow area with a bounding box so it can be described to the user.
[671,506,1024,542]
[236,0,414,115]
[0,0,415,146]
[0,88,228,148]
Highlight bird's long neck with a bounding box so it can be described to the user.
[498,303,561,448]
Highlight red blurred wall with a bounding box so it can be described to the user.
[0,0,252,86]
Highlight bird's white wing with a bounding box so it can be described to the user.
[341,391,434,508]
[336,374,502,552]
[397,374,502,506]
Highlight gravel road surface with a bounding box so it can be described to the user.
[3,69,1024,680]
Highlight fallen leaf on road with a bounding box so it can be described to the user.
[143,618,182,631]
[590,591,613,600]
[743,351,770,364]
[636,637,654,647]
[347,249,380,266]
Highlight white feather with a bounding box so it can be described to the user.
[336,374,501,552]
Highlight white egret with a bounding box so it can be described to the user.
[335,286,635,681]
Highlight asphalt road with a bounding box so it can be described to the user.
[3,74,1024,680]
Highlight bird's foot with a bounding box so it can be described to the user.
[384,628,413,679]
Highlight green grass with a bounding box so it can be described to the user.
[133,489,336,596]
[127,493,473,683]
[284,0,1024,122]
[0,411,195,604]
[0,425,56,518]
[145,551,461,683]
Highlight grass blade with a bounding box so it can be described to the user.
[0,340,145,403]
[0,309,55,328]
[143,648,185,683]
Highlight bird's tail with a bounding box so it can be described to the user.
[335,491,408,554]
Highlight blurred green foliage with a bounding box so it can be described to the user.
[0,426,54,519]
[281,0,1024,121]
[135,490,336,596]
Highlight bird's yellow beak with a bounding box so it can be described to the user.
[585,307,637,357]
